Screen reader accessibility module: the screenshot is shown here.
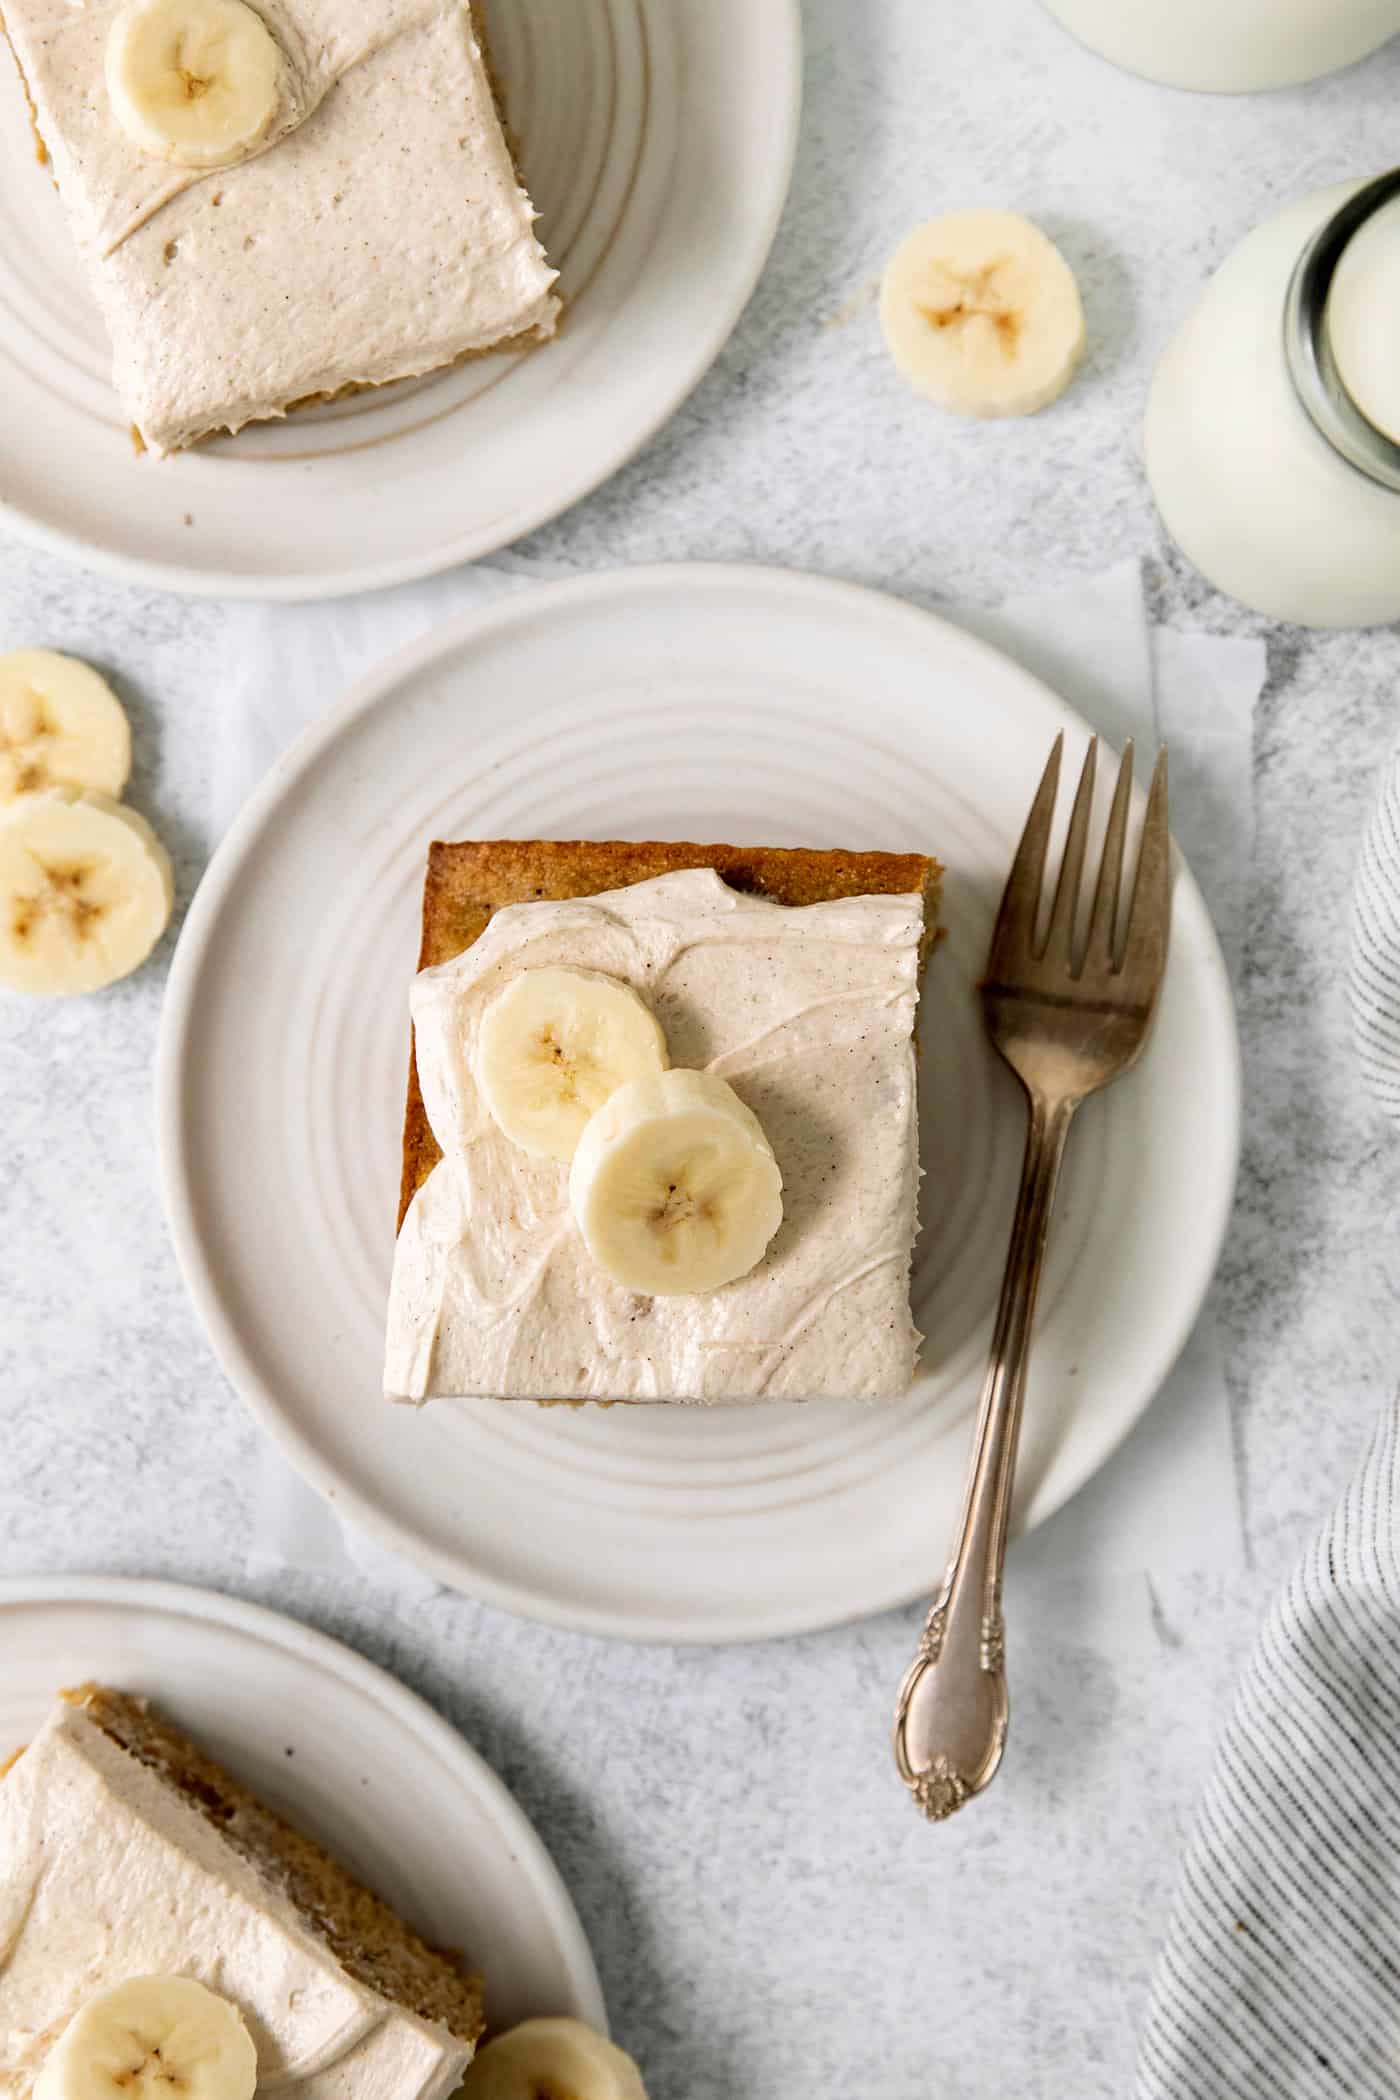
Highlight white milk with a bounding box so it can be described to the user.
[1145,180,1400,630]
[1329,196,1400,446]
[1040,0,1400,92]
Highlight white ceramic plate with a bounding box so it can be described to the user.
[0,1575,604,2036]
[0,2,799,598]
[158,564,1241,1643]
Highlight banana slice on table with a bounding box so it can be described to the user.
[106,0,282,170]
[880,209,1086,418]
[462,2018,648,2100]
[0,790,173,997]
[0,650,131,806]
[476,966,669,1163]
[570,1067,783,1296]
[35,1975,257,2100]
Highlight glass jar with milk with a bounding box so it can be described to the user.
[1145,171,1400,629]
[1040,0,1400,92]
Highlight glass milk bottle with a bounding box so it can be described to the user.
[1145,171,1400,629]
[1040,0,1400,92]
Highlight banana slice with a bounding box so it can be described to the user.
[880,209,1086,418]
[476,966,669,1163]
[0,650,131,807]
[461,2018,648,2100]
[569,1067,783,1296]
[106,0,282,170]
[0,790,174,997]
[35,1975,257,2100]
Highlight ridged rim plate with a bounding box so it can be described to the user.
[0,1575,605,2033]
[157,564,1241,1642]
[0,1,800,598]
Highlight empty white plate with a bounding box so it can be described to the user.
[158,564,1241,1641]
[0,1576,604,2034]
[0,2,799,597]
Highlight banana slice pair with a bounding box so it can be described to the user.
[0,649,173,997]
[476,966,784,1296]
[880,209,1086,418]
[35,1976,257,2100]
[106,0,283,171]
[463,2017,648,2100]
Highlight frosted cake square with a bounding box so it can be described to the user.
[385,839,941,1407]
[0,1686,483,2098]
[0,0,560,454]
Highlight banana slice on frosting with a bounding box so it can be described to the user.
[35,1975,258,2100]
[0,790,174,997]
[461,2018,648,2100]
[0,650,131,807]
[880,209,1086,418]
[569,1067,784,1296]
[106,0,283,170]
[476,966,669,1163]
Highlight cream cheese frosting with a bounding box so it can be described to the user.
[2,0,559,452]
[0,1703,472,2100]
[385,868,924,1405]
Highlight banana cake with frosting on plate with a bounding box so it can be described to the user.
[385,838,942,1407]
[0,1684,484,2097]
[0,0,560,455]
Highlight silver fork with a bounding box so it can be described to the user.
[892,733,1172,1821]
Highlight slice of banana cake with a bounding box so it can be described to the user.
[385,839,942,1407]
[0,0,559,454]
[0,1687,483,2098]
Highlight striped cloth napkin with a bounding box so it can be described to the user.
[1133,751,1400,2098]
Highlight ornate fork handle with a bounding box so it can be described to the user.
[893,1089,1077,1820]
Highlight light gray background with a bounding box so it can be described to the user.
[4,3,1400,2095]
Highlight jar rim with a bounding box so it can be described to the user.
[1285,167,1400,494]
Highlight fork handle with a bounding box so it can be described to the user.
[893,1089,1077,1820]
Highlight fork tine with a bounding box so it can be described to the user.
[1041,738,1097,967]
[1084,741,1135,970]
[987,735,1063,969]
[1121,748,1171,983]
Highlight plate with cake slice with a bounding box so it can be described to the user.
[0,0,799,596]
[0,1574,605,2093]
[157,563,1240,1642]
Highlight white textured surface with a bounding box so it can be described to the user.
[3,2,1400,2095]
